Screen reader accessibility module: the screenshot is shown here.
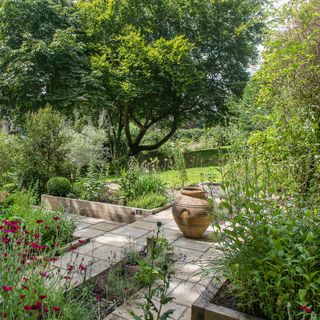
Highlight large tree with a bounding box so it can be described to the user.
[0,0,266,156]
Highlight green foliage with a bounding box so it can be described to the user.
[1,190,75,247]
[209,149,320,319]
[128,193,168,210]
[0,0,266,157]
[247,0,320,199]
[47,176,72,197]
[15,107,69,195]
[131,223,174,320]
[119,159,168,207]
[0,0,89,118]
[0,133,16,186]
[66,124,107,173]
[73,168,107,202]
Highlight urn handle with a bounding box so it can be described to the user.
[178,208,190,222]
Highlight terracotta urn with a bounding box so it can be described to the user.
[172,187,212,239]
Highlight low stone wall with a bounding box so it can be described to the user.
[41,194,155,224]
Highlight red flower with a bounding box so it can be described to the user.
[44,225,50,229]
[22,285,29,290]
[36,220,44,224]
[300,305,313,314]
[2,286,12,292]
[39,295,47,300]
[52,306,60,312]
[32,301,42,310]
[2,236,9,244]
[49,257,58,262]
[64,276,71,280]
[79,264,87,271]
[53,217,60,221]
[78,239,87,244]
[24,305,32,311]
[40,272,47,278]
[33,234,40,239]
[95,295,101,302]
[3,253,8,258]
[67,265,74,271]
[70,245,77,251]
[56,226,61,230]
[23,277,29,282]
[20,294,26,299]
[16,238,23,245]
[43,308,49,313]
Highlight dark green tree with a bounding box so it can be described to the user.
[0,0,267,156]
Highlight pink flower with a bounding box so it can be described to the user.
[52,306,60,312]
[95,295,101,302]
[2,286,12,292]
[43,308,49,313]
[40,272,47,278]
[24,305,32,311]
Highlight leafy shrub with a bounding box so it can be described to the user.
[15,106,69,195]
[66,124,107,173]
[73,169,107,202]
[119,159,168,206]
[2,183,18,193]
[128,193,168,209]
[0,133,16,186]
[2,190,75,247]
[47,177,71,197]
[209,151,320,319]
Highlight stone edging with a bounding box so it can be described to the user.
[191,281,265,320]
[41,195,172,224]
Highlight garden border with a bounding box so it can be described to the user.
[191,281,265,320]
[41,194,172,224]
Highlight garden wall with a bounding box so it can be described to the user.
[41,194,159,223]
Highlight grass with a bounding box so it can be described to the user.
[183,146,230,168]
[157,166,221,188]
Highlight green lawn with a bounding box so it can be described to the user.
[157,166,221,188]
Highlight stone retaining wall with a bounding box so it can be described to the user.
[41,194,156,223]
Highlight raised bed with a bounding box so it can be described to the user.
[41,194,172,224]
[192,281,265,320]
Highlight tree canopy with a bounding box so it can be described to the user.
[0,0,267,155]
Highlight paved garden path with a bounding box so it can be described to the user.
[50,208,218,320]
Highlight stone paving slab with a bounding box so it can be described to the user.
[95,233,132,247]
[73,227,106,239]
[76,222,91,230]
[130,220,159,230]
[169,280,206,307]
[80,217,107,224]
[110,226,150,239]
[109,293,188,320]
[91,222,121,232]
[53,207,216,319]
[89,244,124,261]
[172,237,212,252]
